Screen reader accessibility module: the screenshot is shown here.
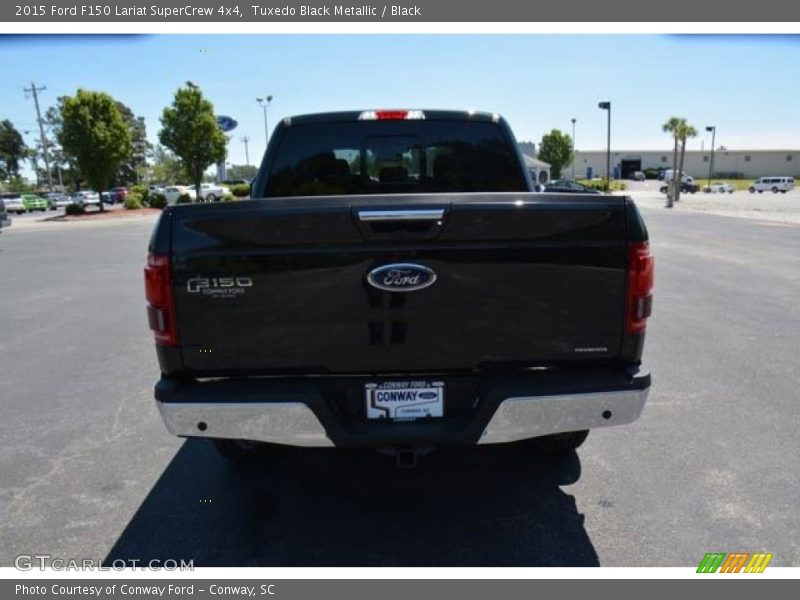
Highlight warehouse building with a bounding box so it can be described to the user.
[566,149,800,180]
[522,154,551,184]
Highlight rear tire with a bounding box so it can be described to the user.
[213,439,270,464]
[533,430,590,454]
[206,193,216,202]
[772,187,779,193]
[749,187,755,193]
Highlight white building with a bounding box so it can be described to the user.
[522,154,551,184]
[566,149,800,180]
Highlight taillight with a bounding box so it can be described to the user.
[625,241,654,334]
[358,109,426,121]
[144,253,178,345]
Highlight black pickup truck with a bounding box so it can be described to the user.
[146,109,653,464]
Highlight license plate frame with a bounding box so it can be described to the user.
[365,380,445,421]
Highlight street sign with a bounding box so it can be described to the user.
[216,115,238,132]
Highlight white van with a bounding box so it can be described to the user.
[748,177,795,193]
[663,169,694,184]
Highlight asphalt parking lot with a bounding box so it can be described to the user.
[1,204,799,567]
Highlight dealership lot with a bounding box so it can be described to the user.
[623,184,800,224]
[1,207,799,567]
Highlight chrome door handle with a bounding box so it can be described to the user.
[357,209,445,222]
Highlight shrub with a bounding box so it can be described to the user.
[230,184,250,198]
[124,193,143,209]
[176,193,193,204]
[65,203,85,216]
[130,185,149,205]
[148,193,167,209]
[579,180,626,192]
[222,194,236,202]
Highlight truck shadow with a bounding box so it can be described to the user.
[105,439,598,566]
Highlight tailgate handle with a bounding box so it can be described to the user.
[358,209,444,222]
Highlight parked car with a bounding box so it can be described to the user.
[146,108,653,463]
[660,180,699,194]
[21,194,49,212]
[0,196,10,231]
[544,179,603,194]
[71,191,101,207]
[44,192,71,210]
[162,186,197,205]
[631,171,646,181]
[199,183,231,202]
[702,181,735,194]
[748,177,795,194]
[148,185,166,195]
[102,186,130,204]
[0,193,26,214]
[112,186,130,200]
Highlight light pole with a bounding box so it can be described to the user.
[706,126,716,189]
[241,135,251,167]
[571,117,576,180]
[256,95,273,148]
[598,102,611,191]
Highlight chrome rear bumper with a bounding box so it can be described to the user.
[478,388,649,444]
[156,387,648,448]
[157,402,334,447]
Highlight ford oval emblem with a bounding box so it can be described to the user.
[216,115,238,132]
[367,263,437,293]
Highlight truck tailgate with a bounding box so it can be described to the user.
[168,193,629,375]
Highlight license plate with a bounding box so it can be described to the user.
[365,381,444,421]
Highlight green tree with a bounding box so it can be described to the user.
[58,89,133,212]
[159,85,226,200]
[662,117,682,208]
[43,97,78,189]
[115,103,150,185]
[0,120,27,180]
[149,144,186,184]
[537,129,573,179]
[46,97,147,187]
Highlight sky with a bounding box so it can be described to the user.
[2,34,800,176]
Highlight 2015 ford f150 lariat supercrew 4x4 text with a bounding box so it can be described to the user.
[145,109,653,463]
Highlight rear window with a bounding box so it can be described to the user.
[264,120,527,197]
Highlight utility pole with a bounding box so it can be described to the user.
[241,135,251,166]
[24,82,53,191]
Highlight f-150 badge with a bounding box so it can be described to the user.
[367,263,436,292]
[187,276,253,298]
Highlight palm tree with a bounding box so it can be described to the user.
[675,121,698,203]
[662,117,682,208]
